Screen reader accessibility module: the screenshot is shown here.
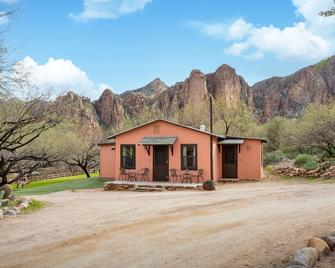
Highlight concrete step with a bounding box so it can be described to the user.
[132,186,166,192]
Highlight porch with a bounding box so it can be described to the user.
[104,180,203,192]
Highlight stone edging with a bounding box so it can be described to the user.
[286,232,335,267]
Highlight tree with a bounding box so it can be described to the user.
[49,122,101,178]
[177,102,208,129]
[295,102,335,157]
[0,98,59,187]
[112,106,164,133]
[320,0,335,16]
[63,135,100,178]
[212,99,258,136]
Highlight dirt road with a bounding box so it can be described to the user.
[1,181,335,268]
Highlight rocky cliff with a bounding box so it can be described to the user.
[50,91,101,134]
[52,56,335,129]
[252,56,335,121]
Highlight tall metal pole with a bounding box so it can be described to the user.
[209,96,213,180]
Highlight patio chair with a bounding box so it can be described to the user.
[170,169,181,183]
[181,169,193,183]
[193,169,204,183]
[119,168,128,181]
[137,168,149,181]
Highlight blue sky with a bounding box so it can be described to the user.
[2,0,335,99]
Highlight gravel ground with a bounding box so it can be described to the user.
[1,181,335,268]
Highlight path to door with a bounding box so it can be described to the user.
[1,181,335,268]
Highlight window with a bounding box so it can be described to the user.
[181,144,197,170]
[120,145,136,169]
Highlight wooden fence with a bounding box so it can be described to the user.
[27,169,99,182]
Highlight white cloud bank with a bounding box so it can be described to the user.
[190,0,335,60]
[15,56,111,99]
[70,0,152,22]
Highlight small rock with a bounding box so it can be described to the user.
[286,265,306,268]
[319,236,334,251]
[291,247,319,267]
[307,237,330,256]
[19,202,28,209]
[329,231,335,237]
[4,209,17,216]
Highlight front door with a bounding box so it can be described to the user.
[153,145,169,181]
[222,145,238,178]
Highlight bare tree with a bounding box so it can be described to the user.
[63,140,99,178]
[0,98,60,186]
[49,122,101,178]
[320,0,335,16]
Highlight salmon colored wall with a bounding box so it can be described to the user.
[99,144,116,178]
[237,140,263,180]
[99,120,264,181]
[218,140,263,180]
[112,120,212,182]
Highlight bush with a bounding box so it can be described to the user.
[303,160,319,170]
[203,180,215,191]
[294,154,314,167]
[263,151,285,166]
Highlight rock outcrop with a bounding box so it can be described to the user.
[252,56,335,121]
[50,91,101,133]
[95,89,124,127]
[152,64,253,116]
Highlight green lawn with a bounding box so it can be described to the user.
[13,173,104,196]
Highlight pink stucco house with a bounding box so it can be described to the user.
[99,119,266,182]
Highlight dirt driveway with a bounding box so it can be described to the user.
[1,181,335,268]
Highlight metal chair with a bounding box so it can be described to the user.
[137,168,149,181]
[182,169,193,183]
[193,169,204,183]
[119,168,128,181]
[170,169,181,183]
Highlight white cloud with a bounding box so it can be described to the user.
[15,56,110,99]
[70,0,152,22]
[191,0,335,60]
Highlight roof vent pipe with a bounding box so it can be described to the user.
[199,125,206,131]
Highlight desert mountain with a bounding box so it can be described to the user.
[52,56,335,130]
[252,56,335,121]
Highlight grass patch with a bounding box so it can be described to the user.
[17,172,99,189]
[13,174,103,196]
[20,199,46,214]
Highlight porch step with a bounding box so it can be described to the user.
[104,181,202,191]
[132,186,166,192]
[217,178,240,183]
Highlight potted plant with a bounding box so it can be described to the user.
[203,180,215,191]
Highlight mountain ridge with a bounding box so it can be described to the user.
[52,56,335,130]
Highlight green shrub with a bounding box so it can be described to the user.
[281,147,299,160]
[203,180,215,191]
[303,161,319,170]
[263,151,285,166]
[294,154,314,167]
